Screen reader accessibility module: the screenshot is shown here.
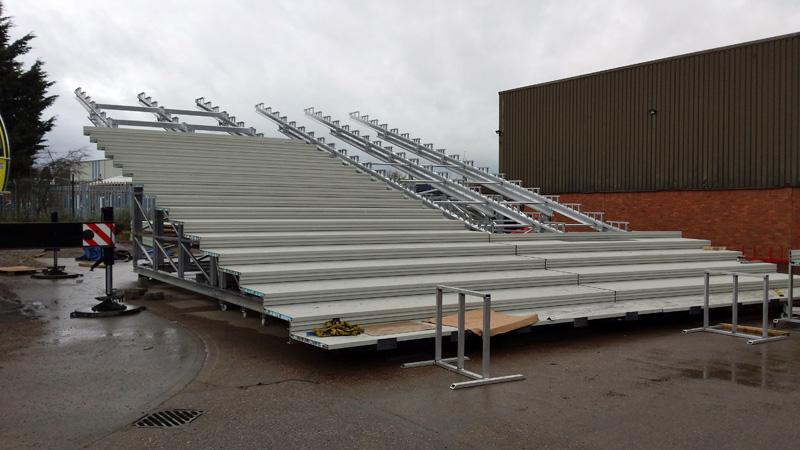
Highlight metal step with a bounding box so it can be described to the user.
[167,206,442,219]
[178,218,465,233]
[273,271,796,333]
[228,255,542,284]
[190,229,488,248]
[205,241,516,265]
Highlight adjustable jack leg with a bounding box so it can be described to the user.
[71,207,145,319]
[91,250,126,312]
[31,247,82,279]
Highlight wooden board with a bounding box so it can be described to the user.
[363,321,434,336]
[428,309,540,337]
[717,323,790,337]
[0,265,39,275]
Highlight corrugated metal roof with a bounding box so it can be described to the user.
[500,32,800,94]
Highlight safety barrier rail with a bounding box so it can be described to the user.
[402,285,526,389]
[775,250,799,326]
[683,270,788,345]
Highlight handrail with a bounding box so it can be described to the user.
[253,103,487,232]
[350,111,628,232]
[305,108,560,233]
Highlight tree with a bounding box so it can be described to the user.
[0,1,56,179]
[31,146,86,217]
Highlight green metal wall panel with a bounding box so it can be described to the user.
[499,33,800,193]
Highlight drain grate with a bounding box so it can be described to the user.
[134,409,204,428]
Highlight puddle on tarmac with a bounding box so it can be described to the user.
[641,346,800,392]
[677,361,790,391]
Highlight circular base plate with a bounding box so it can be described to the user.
[70,304,146,318]
[31,272,82,280]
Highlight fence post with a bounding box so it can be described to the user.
[70,173,76,217]
[154,209,165,270]
[132,186,143,264]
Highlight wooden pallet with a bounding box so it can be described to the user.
[0,265,39,276]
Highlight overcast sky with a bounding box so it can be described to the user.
[5,0,799,169]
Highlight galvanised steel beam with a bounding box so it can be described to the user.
[73,88,257,135]
[254,103,487,232]
[350,112,628,232]
[75,88,114,127]
[194,97,263,137]
[95,103,218,117]
[306,108,561,233]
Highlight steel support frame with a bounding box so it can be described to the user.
[194,97,263,137]
[683,271,788,345]
[134,265,262,312]
[774,250,799,326]
[130,188,257,315]
[402,285,525,389]
[305,108,559,233]
[131,189,210,283]
[75,88,256,135]
[350,112,628,232]
[253,104,487,232]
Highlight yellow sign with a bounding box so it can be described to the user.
[0,113,9,192]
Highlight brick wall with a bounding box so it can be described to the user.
[556,188,800,259]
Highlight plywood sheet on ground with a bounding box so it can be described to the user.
[428,309,539,336]
[0,266,38,275]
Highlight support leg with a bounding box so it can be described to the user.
[457,293,465,370]
[762,275,769,339]
[482,294,491,378]
[732,275,738,334]
[435,287,443,362]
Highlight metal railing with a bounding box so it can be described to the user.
[402,285,526,389]
[305,108,560,233]
[683,271,788,345]
[0,179,146,222]
[254,104,487,232]
[350,112,629,232]
[775,250,799,326]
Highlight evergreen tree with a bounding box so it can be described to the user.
[0,1,56,178]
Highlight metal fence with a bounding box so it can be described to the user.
[0,179,146,222]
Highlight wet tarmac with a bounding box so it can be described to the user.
[0,258,203,449]
[3,255,800,449]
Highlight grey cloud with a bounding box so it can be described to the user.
[5,0,799,169]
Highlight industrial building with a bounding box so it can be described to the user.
[499,32,800,261]
[75,158,123,182]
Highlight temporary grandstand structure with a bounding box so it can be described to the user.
[348,111,629,231]
[77,89,799,350]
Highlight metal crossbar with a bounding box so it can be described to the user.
[402,285,526,389]
[350,112,629,232]
[683,271,789,345]
[74,88,256,135]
